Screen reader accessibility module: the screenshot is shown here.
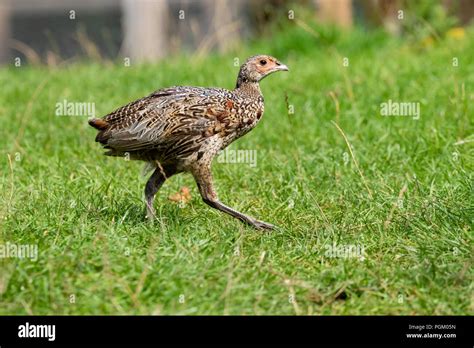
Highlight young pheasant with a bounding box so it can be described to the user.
[89,55,288,230]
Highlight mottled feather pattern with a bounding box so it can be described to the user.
[92,85,264,168]
[89,55,288,230]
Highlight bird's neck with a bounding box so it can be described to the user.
[234,80,262,98]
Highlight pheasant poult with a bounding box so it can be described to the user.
[89,55,288,230]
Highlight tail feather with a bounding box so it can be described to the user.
[88,118,109,130]
[88,118,110,144]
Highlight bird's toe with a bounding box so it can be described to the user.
[145,206,157,221]
[251,220,276,231]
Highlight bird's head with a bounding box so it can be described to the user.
[236,55,288,87]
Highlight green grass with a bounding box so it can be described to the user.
[0,23,473,315]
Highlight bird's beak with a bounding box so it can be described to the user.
[275,62,289,72]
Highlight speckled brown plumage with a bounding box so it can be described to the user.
[89,55,288,230]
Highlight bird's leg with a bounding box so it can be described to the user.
[144,164,175,219]
[191,165,275,231]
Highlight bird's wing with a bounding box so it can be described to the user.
[94,86,235,153]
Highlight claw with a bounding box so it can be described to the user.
[145,204,156,220]
[250,219,275,231]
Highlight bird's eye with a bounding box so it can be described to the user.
[260,60,267,65]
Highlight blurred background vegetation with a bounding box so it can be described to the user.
[0,0,472,65]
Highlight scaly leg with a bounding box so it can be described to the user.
[191,165,275,231]
[145,163,175,219]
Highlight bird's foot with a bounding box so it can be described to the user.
[145,204,156,220]
[249,219,275,231]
